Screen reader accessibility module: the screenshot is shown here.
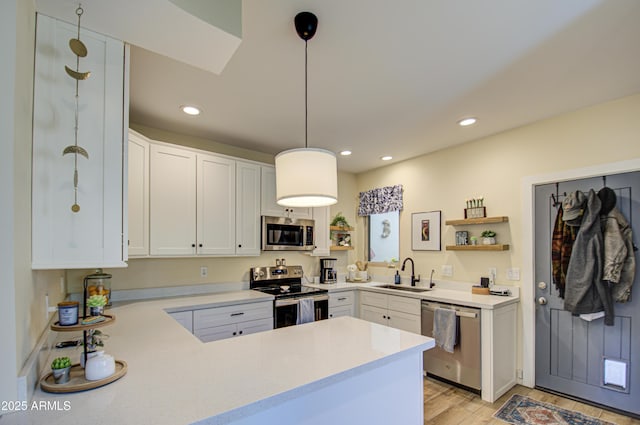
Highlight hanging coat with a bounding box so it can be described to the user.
[602,206,636,302]
[564,190,614,325]
[551,207,577,298]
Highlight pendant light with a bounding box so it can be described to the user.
[275,11,338,208]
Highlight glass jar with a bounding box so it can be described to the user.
[84,269,112,308]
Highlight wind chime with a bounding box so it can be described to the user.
[63,5,91,213]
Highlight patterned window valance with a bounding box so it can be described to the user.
[358,185,403,216]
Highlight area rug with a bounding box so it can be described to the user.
[494,394,614,425]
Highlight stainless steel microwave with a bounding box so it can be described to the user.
[261,216,315,251]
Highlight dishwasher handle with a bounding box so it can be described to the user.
[421,303,479,319]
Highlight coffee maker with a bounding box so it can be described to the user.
[319,258,337,284]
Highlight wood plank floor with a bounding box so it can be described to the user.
[424,377,640,425]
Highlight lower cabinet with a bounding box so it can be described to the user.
[329,291,356,318]
[168,311,193,333]
[359,291,421,334]
[192,301,273,343]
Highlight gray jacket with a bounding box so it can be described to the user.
[602,207,636,302]
[564,190,614,324]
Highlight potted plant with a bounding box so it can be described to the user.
[51,356,72,384]
[86,294,108,316]
[330,212,351,229]
[481,230,496,245]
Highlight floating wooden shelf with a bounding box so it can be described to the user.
[329,225,354,231]
[445,216,509,226]
[446,244,510,251]
[40,360,127,393]
[50,314,116,332]
[330,246,354,251]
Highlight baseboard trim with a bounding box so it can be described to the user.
[16,313,57,403]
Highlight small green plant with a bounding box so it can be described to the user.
[330,212,351,228]
[86,294,107,307]
[51,356,71,370]
[481,230,496,238]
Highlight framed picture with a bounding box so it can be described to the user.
[411,211,441,251]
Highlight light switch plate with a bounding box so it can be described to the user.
[441,265,453,277]
[507,268,520,281]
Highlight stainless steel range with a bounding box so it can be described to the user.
[250,264,328,328]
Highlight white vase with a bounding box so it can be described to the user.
[482,237,496,245]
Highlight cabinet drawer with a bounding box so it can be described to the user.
[388,295,420,315]
[329,291,354,307]
[193,301,272,330]
[360,291,388,309]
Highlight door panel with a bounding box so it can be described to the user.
[534,171,639,415]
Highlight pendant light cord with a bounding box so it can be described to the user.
[304,40,308,149]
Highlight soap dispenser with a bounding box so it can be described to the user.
[394,270,401,284]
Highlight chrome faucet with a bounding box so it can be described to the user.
[429,269,435,288]
[401,257,420,286]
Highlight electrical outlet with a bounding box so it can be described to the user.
[200,266,208,278]
[507,268,520,281]
[60,276,65,293]
[441,265,453,277]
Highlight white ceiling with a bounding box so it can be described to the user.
[40,0,640,174]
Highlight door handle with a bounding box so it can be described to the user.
[538,297,547,305]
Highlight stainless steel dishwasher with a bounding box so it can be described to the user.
[421,300,481,392]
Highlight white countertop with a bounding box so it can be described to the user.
[305,281,520,309]
[2,292,433,425]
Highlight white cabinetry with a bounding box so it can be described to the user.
[235,162,261,256]
[359,292,421,334]
[260,166,312,219]
[168,311,193,333]
[32,14,127,269]
[312,206,331,256]
[197,153,236,255]
[142,140,261,257]
[481,302,518,402]
[193,301,273,343]
[149,144,197,256]
[128,131,149,257]
[329,291,356,318]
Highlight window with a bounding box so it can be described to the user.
[368,210,399,262]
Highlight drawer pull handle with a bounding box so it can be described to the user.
[337,297,347,301]
[230,312,245,317]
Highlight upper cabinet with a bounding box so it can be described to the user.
[129,132,260,258]
[32,15,128,269]
[260,166,312,219]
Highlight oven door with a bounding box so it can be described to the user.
[274,295,329,328]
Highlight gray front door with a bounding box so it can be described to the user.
[534,171,639,416]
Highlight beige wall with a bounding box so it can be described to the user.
[1,1,67,400]
[357,93,640,285]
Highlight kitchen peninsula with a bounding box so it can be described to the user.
[1,292,434,425]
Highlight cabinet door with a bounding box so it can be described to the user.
[236,162,261,255]
[195,324,237,343]
[168,311,193,333]
[237,318,273,336]
[149,144,196,255]
[128,132,149,257]
[197,153,236,255]
[329,305,354,319]
[260,166,312,219]
[311,206,331,256]
[360,291,388,309]
[388,295,421,316]
[387,310,421,334]
[360,304,388,326]
[32,15,126,269]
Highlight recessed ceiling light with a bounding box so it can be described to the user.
[381,156,393,161]
[181,105,201,116]
[458,117,477,127]
[340,150,352,156]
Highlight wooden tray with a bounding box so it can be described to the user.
[51,314,116,332]
[40,360,127,393]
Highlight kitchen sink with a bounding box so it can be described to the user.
[377,285,431,293]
